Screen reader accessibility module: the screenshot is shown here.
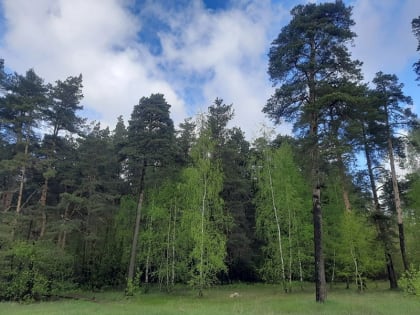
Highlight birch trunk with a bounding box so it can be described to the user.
[171,205,177,285]
[16,137,29,214]
[198,174,207,297]
[266,151,286,290]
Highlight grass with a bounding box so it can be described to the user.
[1,282,420,315]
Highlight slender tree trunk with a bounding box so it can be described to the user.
[1,190,14,212]
[386,132,409,271]
[267,152,286,290]
[127,189,144,283]
[362,124,398,288]
[199,174,208,297]
[292,207,304,289]
[145,216,152,290]
[61,231,67,250]
[127,164,146,287]
[287,199,293,292]
[166,210,171,290]
[350,247,363,292]
[39,178,48,238]
[60,204,70,250]
[11,137,29,240]
[313,183,326,302]
[16,137,29,214]
[171,204,177,286]
[330,249,336,288]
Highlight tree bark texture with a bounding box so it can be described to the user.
[387,134,409,271]
[127,164,146,284]
[127,189,144,283]
[313,185,327,302]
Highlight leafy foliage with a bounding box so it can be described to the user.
[0,241,74,301]
[399,265,420,296]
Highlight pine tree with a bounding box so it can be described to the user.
[263,1,362,302]
[372,72,416,271]
[126,94,177,288]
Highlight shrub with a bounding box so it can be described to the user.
[0,241,74,301]
[399,265,420,296]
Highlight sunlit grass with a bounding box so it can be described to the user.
[2,282,420,315]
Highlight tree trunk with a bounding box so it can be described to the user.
[337,154,351,212]
[144,216,152,292]
[127,189,144,283]
[387,134,409,271]
[171,204,177,286]
[166,208,172,290]
[287,199,293,293]
[16,137,29,214]
[309,35,326,301]
[127,163,146,287]
[386,252,398,289]
[199,174,208,297]
[39,177,48,238]
[1,190,14,212]
[313,184,326,302]
[362,124,398,288]
[267,151,286,290]
[310,113,326,302]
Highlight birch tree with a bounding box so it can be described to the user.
[180,126,228,296]
[255,139,310,292]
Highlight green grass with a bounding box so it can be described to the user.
[1,282,420,315]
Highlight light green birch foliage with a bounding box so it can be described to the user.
[337,211,383,285]
[406,175,420,265]
[255,143,311,284]
[323,172,382,285]
[138,181,185,288]
[179,130,228,295]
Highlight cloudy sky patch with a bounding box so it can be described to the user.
[0,0,418,139]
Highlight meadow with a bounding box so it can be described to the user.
[2,282,420,315]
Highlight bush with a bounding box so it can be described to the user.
[0,241,75,301]
[399,265,420,296]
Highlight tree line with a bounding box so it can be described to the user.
[0,1,420,303]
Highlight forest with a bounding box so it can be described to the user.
[1,1,420,305]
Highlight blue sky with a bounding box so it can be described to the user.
[0,0,419,140]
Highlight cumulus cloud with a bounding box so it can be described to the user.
[151,0,290,138]
[0,0,187,128]
[0,0,418,139]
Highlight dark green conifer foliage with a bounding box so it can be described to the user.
[126,93,177,287]
[412,16,420,81]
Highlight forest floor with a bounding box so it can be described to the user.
[2,282,420,315]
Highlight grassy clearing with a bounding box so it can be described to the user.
[1,282,420,315]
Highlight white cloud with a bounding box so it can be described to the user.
[2,0,416,141]
[0,0,187,129]
[154,0,290,138]
[0,0,292,138]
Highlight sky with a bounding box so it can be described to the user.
[0,0,419,140]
